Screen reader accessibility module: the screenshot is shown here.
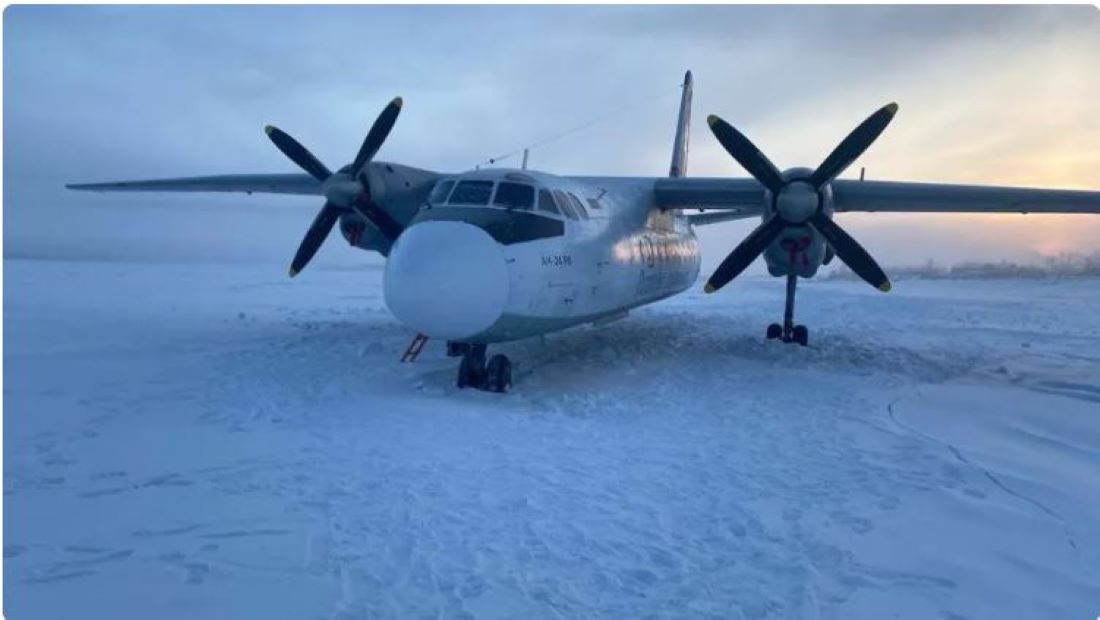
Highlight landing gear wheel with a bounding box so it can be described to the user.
[485,354,512,393]
[766,323,783,340]
[792,325,808,347]
[456,355,481,389]
[456,344,487,389]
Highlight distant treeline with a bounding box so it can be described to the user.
[824,252,1100,280]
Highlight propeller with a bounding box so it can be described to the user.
[703,103,897,294]
[265,97,405,277]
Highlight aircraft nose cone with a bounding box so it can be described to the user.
[384,221,509,340]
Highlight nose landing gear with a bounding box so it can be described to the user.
[767,274,809,346]
[454,343,512,393]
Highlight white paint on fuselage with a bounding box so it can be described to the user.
[384,169,701,344]
[490,175,700,342]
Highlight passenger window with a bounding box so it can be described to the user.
[537,189,560,216]
[428,179,455,204]
[553,190,578,219]
[567,193,589,220]
[448,180,494,205]
[493,182,535,210]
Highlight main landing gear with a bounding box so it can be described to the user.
[449,342,512,393]
[767,274,809,346]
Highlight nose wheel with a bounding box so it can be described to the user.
[456,344,512,393]
[767,274,809,346]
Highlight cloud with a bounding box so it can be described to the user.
[5,5,1098,269]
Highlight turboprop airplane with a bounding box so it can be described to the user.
[69,71,1100,392]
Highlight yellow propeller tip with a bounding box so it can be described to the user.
[288,267,299,278]
[706,115,720,127]
[703,283,716,294]
[885,102,899,115]
[392,96,403,108]
[264,125,275,135]
[878,281,892,292]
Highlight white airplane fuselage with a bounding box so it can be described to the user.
[63,67,1100,391]
[381,169,701,344]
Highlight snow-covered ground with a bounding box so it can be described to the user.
[5,257,1100,619]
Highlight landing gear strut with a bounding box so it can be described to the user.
[766,274,808,346]
[455,343,512,392]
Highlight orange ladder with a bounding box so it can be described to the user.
[400,333,429,363]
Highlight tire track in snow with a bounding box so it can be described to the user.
[885,393,1079,554]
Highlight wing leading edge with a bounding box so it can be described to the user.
[832,179,1100,214]
[652,176,1100,226]
[66,173,322,196]
[68,172,1100,219]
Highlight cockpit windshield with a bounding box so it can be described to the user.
[429,176,586,225]
[428,179,454,204]
[537,189,559,215]
[493,182,535,210]
[448,180,494,205]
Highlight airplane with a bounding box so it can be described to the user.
[68,71,1100,392]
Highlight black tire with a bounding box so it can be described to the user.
[766,323,782,340]
[457,354,483,389]
[792,325,809,347]
[485,354,512,393]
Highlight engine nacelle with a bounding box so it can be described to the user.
[338,162,443,256]
[764,226,826,277]
[760,167,834,278]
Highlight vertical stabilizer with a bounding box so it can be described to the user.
[669,70,693,178]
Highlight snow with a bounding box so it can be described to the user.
[5,257,1100,619]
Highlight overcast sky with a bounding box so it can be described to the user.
[4,5,1099,270]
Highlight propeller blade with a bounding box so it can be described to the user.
[289,202,341,277]
[351,97,403,174]
[351,196,403,242]
[265,126,332,182]
[704,216,786,293]
[706,115,785,193]
[808,212,891,291]
[809,103,898,188]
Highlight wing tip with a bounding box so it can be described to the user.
[878,281,892,292]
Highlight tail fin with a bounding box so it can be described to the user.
[668,70,693,178]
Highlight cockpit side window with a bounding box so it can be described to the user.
[493,182,535,210]
[429,179,455,204]
[552,190,578,219]
[537,189,560,216]
[567,192,589,220]
[448,180,494,205]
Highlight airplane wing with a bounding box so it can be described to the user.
[831,180,1100,214]
[66,173,322,196]
[654,177,765,210]
[653,177,764,226]
[686,210,758,226]
[653,177,1100,221]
